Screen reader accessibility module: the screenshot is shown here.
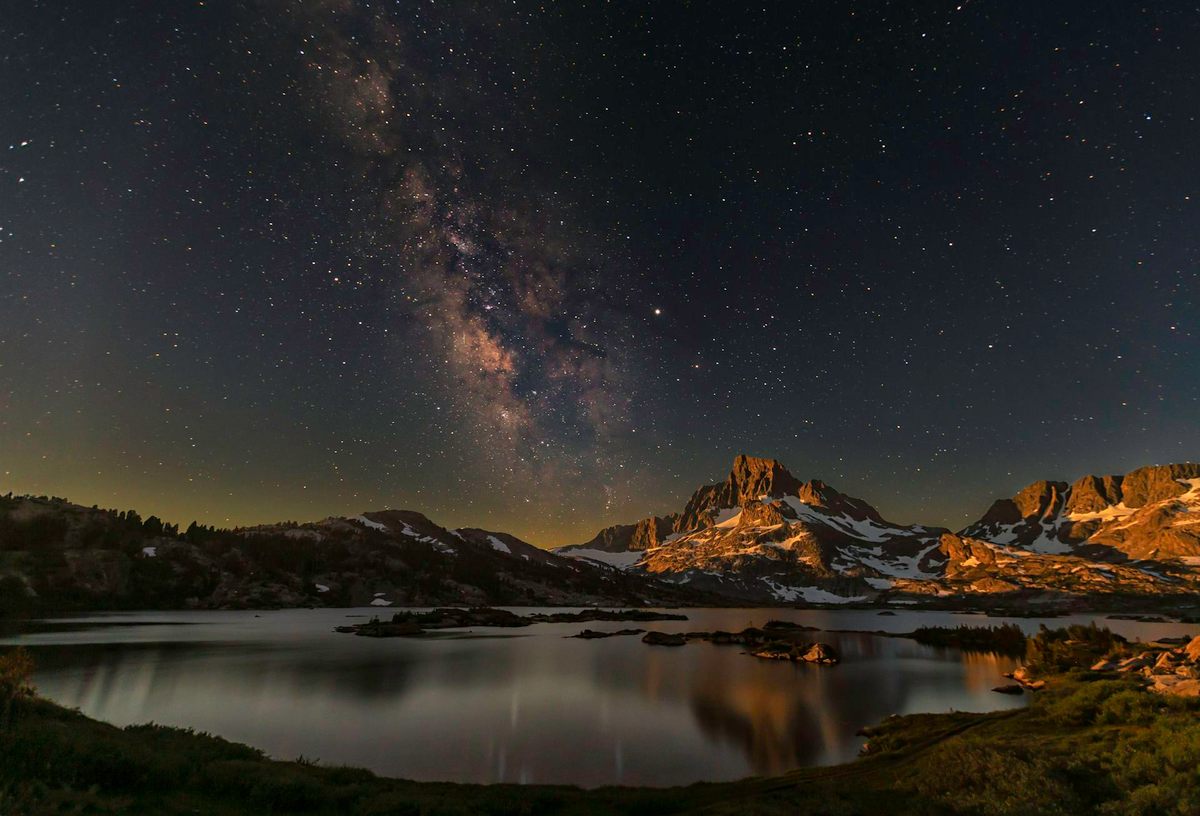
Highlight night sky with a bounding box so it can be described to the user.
[2,2,1197,545]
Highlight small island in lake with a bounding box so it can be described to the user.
[335,607,688,637]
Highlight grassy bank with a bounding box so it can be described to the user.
[3,639,1199,815]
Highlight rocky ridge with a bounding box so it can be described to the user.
[555,455,1200,606]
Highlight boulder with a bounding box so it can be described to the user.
[1184,635,1200,663]
[1150,676,1200,697]
[992,684,1024,695]
[1116,654,1155,672]
[1153,651,1181,673]
[799,642,840,665]
[1091,659,1118,672]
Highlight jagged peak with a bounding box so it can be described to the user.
[978,463,1200,525]
[725,454,803,500]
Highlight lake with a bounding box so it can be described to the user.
[3,608,1193,787]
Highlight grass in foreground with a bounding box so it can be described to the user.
[3,638,1200,815]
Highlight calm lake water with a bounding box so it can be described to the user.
[4,608,1194,787]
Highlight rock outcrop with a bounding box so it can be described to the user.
[961,463,1200,560]
[1087,634,1200,698]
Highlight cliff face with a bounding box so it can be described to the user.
[675,455,804,532]
[566,515,677,554]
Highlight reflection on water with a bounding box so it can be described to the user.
[4,608,1190,787]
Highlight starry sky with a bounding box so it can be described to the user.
[2,2,1197,545]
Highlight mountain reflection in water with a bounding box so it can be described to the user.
[8,608,1185,787]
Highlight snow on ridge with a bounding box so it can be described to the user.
[761,578,866,604]
[776,495,918,543]
[353,514,389,532]
[851,541,942,579]
[559,547,642,570]
[1026,525,1072,555]
[486,535,512,554]
[1067,503,1136,523]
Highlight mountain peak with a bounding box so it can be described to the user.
[726,454,802,500]
[674,455,801,532]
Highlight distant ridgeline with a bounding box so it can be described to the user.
[0,495,708,613]
[3,454,1200,613]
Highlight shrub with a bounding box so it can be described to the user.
[1027,623,1126,674]
[909,624,1028,655]
[1040,680,1132,727]
[907,742,1084,815]
[0,647,34,699]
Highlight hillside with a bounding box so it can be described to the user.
[0,495,708,613]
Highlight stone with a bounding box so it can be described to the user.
[1116,654,1155,672]
[799,642,840,665]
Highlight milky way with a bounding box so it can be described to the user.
[277,2,646,501]
[1,2,1197,543]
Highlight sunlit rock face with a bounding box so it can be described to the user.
[559,455,948,603]
[961,463,1200,560]
[557,457,1200,604]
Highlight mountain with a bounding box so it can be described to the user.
[6,457,1199,612]
[960,464,1200,560]
[0,495,709,613]
[557,455,948,603]
[555,455,1200,605]
[555,515,677,569]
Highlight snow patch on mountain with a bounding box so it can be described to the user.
[353,515,389,532]
[558,547,642,570]
[852,541,943,579]
[761,579,866,604]
[1026,526,1072,555]
[486,535,511,554]
[1067,503,1137,523]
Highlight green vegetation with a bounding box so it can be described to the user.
[908,623,1028,656]
[4,630,1200,814]
[1025,623,1129,674]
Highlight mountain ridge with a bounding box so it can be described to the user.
[0,494,713,613]
[3,455,1198,611]
[554,455,1200,605]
